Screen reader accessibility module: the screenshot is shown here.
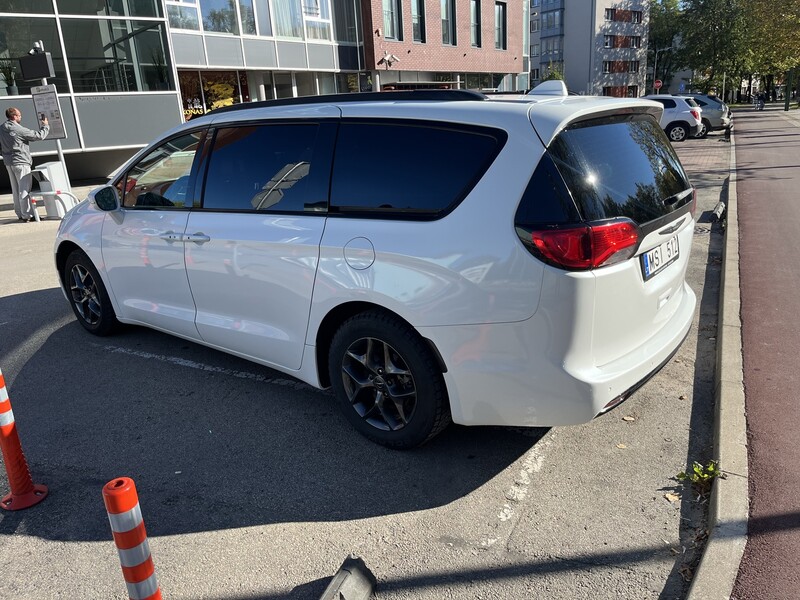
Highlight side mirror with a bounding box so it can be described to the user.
[89,185,120,211]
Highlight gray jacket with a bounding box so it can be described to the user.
[0,119,50,167]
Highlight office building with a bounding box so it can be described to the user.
[529,0,648,97]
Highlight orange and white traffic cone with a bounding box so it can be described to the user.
[103,477,162,600]
[0,369,48,510]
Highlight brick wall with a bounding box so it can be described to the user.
[361,0,523,74]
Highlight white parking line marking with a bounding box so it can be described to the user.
[99,344,314,390]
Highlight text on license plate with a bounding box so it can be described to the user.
[641,236,680,280]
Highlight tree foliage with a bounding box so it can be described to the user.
[660,0,800,95]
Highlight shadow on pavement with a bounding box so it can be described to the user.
[0,288,542,544]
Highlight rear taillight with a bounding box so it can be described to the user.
[523,219,640,270]
[690,109,700,120]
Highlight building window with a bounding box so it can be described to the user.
[541,9,561,29]
[629,60,639,73]
[61,19,174,93]
[273,0,304,38]
[253,0,272,35]
[470,0,481,47]
[333,0,358,42]
[412,0,426,42]
[530,18,538,32]
[167,3,200,31]
[632,11,642,23]
[442,0,456,45]
[57,0,161,17]
[383,0,402,40]
[495,3,506,49]
[605,8,615,21]
[238,0,256,35]
[629,36,640,48]
[201,0,239,34]
[531,43,539,57]
[627,85,638,97]
[603,61,611,74]
[531,68,539,80]
[604,35,613,48]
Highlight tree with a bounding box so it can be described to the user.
[679,0,749,93]
[648,0,683,90]
[543,62,564,81]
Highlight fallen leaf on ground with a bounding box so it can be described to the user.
[679,395,687,400]
[616,443,627,449]
[622,416,635,422]
[664,493,681,503]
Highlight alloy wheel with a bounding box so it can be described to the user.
[340,337,417,431]
[69,264,102,326]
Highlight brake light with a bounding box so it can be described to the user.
[690,109,700,120]
[526,219,639,270]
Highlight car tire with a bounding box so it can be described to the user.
[64,249,119,336]
[666,123,689,142]
[694,119,710,139]
[328,311,451,449]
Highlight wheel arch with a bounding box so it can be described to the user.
[55,240,83,289]
[314,301,447,388]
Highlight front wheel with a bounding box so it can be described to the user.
[666,123,689,142]
[64,249,119,336]
[328,311,451,449]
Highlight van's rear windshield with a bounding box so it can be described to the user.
[549,114,692,224]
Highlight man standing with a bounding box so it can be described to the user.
[0,107,49,222]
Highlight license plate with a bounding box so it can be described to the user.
[641,236,680,280]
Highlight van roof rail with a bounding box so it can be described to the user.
[208,89,488,115]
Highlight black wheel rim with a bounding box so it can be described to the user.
[341,337,417,431]
[69,264,102,326]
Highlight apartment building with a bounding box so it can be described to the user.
[1,0,527,184]
[529,0,648,97]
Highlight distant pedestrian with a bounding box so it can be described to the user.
[0,107,49,222]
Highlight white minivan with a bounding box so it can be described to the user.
[55,86,697,448]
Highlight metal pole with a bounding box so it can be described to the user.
[652,51,658,95]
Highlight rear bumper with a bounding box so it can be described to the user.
[419,282,696,428]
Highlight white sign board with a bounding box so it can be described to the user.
[31,84,67,140]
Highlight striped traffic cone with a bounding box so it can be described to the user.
[103,477,162,600]
[0,369,48,510]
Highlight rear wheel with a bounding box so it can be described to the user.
[328,311,451,449]
[64,249,119,336]
[666,123,689,142]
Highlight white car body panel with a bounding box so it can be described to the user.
[101,209,199,339]
[184,212,324,370]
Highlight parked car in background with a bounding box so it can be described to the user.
[678,93,732,138]
[54,85,697,449]
[644,94,703,142]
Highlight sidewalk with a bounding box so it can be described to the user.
[0,180,102,218]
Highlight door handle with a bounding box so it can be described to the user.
[184,232,211,244]
[159,231,182,242]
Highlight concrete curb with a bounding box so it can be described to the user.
[686,131,749,598]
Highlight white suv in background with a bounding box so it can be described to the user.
[644,94,703,142]
[55,85,697,449]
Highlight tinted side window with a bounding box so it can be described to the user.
[119,131,204,208]
[514,153,580,226]
[662,99,677,108]
[549,115,691,224]
[330,121,505,217]
[202,123,329,213]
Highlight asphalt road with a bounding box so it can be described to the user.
[731,106,800,598]
[0,134,725,600]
